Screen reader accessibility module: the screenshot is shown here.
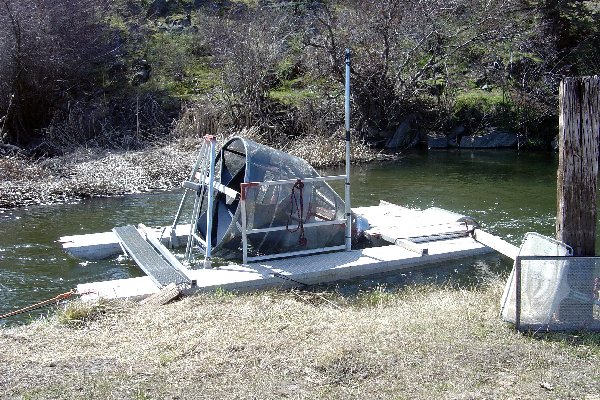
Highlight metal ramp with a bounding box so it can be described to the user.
[113,225,191,288]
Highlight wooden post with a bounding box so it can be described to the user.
[556,76,600,256]
[556,76,600,327]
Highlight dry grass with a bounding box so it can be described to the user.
[1,279,599,399]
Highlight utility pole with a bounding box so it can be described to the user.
[556,76,600,256]
[556,76,600,326]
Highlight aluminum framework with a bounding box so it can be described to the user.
[240,175,350,265]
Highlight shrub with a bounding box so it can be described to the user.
[0,0,112,146]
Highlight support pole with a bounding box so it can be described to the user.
[556,76,600,256]
[556,75,600,326]
[344,48,352,251]
[205,136,216,266]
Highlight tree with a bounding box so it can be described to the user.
[303,0,550,139]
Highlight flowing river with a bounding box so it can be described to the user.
[0,149,570,325]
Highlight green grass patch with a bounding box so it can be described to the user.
[57,299,110,326]
[144,30,221,98]
[453,89,515,131]
[269,80,317,106]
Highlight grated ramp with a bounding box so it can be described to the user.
[113,225,190,288]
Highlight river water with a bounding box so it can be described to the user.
[0,149,565,325]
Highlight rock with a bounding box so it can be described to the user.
[459,129,518,148]
[385,114,417,149]
[162,14,192,32]
[427,135,448,149]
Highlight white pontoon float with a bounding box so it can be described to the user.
[58,50,520,301]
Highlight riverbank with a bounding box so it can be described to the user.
[1,278,599,399]
[0,131,377,209]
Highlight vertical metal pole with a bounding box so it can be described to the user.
[344,48,352,251]
[205,136,216,263]
[515,257,522,331]
[169,137,209,245]
[240,184,249,265]
[185,142,210,262]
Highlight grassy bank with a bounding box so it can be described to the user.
[1,279,599,399]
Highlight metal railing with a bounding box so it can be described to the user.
[240,176,350,265]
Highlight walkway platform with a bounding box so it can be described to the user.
[65,201,518,302]
[77,236,491,301]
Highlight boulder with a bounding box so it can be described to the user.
[162,14,192,32]
[460,129,518,149]
[385,114,417,149]
[427,135,448,149]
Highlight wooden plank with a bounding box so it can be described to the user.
[140,283,181,306]
[472,229,518,260]
[394,239,428,255]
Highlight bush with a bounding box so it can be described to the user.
[0,0,112,146]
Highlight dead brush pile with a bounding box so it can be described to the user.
[1,279,599,399]
[0,145,197,208]
[0,129,378,208]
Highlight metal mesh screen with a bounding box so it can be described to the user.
[243,182,345,257]
[195,137,346,259]
[501,233,600,331]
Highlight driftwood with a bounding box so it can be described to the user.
[140,283,181,306]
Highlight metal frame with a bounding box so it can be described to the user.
[180,135,218,265]
[513,255,599,331]
[238,48,354,265]
[240,175,350,265]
